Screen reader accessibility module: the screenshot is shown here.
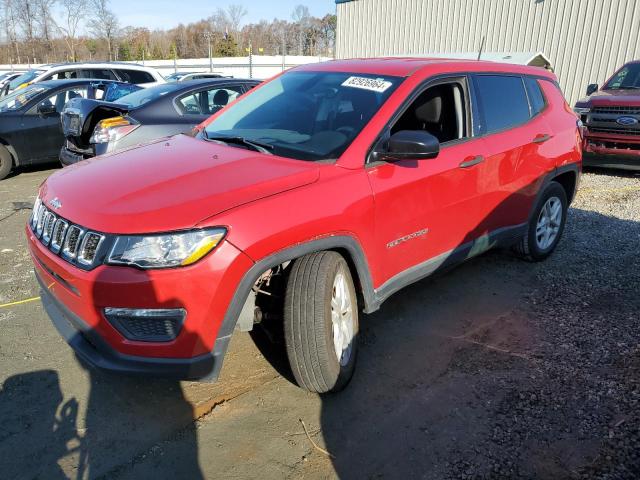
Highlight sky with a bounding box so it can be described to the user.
[99,0,336,30]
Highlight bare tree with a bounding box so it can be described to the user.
[58,0,88,61]
[2,0,21,63]
[291,5,310,55]
[89,0,119,60]
[226,4,247,35]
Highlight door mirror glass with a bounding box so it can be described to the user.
[586,83,598,96]
[378,130,440,161]
[37,102,57,116]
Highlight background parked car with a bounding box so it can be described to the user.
[574,60,640,171]
[0,71,25,91]
[60,78,260,164]
[0,79,137,180]
[1,62,165,96]
[165,72,229,82]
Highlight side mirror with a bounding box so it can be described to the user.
[375,130,440,162]
[37,102,57,117]
[586,83,598,96]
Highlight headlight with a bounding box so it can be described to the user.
[107,228,226,269]
[574,107,590,114]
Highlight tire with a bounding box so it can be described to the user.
[0,145,12,181]
[514,181,568,261]
[284,251,359,393]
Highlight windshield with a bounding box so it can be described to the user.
[604,63,640,90]
[8,69,45,90]
[115,83,180,108]
[204,71,403,161]
[0,85,49,112]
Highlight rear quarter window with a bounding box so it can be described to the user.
[115,69,155,84]
[524,77,546,116]
[473,74,530,134]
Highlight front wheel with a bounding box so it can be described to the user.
[284,251,359,393]
[514,181,568,261]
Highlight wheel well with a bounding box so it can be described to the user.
[552,171,577,204]
[0,139,16,166]
[330,247,364,310]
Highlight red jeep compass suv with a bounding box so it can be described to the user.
[27,58,581,393]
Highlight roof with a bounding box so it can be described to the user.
[410,52,553,69]
[37,61,151,70]
[35,79,126,88]
[295,57,557,79]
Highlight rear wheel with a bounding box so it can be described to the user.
[514,181,568,261]
[284,251,358,393]
[0,145,12,180]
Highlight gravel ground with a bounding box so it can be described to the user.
[445,170,640,479]
[1,167,639,479]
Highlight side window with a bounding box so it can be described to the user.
[40,87,88,113]
[177,91,204,114]
[116,69,155,84]
[177,86,243,115]
[207,86,242,113]
[390,80,468,143]
[82,69,118,80]
[473,75,530,133]
[524,77,546,116]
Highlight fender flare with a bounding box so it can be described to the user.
[217,235,378,341]
[528,162,580,223]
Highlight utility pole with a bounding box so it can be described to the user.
[204,31,213,72]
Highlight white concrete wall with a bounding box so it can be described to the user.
[0,55,333,81]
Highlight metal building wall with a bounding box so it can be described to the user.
[336,0,640,104]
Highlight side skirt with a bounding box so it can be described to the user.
[373,223,527,305]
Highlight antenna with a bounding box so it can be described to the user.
[477,36,486,61]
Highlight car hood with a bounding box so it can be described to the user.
[579,89,640,107]
[40,134,320,234]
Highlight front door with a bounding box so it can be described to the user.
[23,86,88,163]
[367,77,487,289]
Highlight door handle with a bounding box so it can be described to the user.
[459,155,484,168]
[532,133,552,144]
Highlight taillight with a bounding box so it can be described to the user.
[90,116,139,147]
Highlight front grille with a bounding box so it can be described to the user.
[30,202,106,269]
[592,106,640,115]
[588,126,640,136]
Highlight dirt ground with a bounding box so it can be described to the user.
[0,164,639,479]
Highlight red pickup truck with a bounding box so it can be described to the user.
[575,60,640,170]
[27,58,581,392]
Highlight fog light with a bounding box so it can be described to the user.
[104,308,186,342]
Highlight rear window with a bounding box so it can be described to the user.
[115,69,156,84]
[524,77,546,116]
[115,83,180,108]
[474,75,530,134]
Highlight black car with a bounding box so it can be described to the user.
[60,78,260,165]
[0,79,138,180]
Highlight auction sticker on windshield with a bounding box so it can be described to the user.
[342,76,393,93]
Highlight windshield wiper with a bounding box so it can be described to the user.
[203,132,274,155]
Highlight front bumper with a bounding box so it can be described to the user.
[38,271,225,379]
[582,134,640,170]
[59,146,88,166]
[27,223,254,379]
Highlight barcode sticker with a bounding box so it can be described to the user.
[341,76,393,93]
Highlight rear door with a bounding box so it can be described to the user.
[469,74,555,234]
